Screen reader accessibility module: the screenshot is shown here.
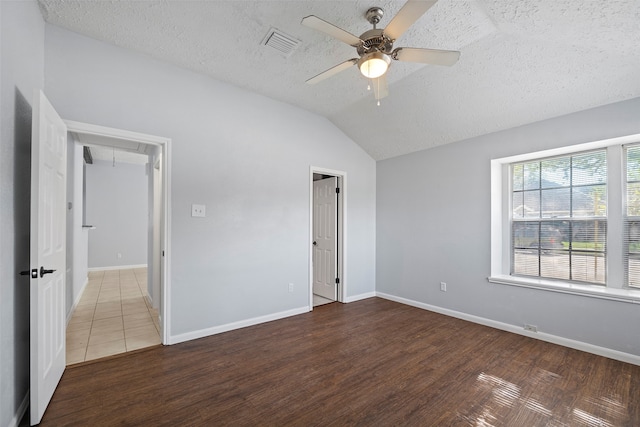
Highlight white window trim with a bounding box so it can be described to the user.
[489,134,640,304]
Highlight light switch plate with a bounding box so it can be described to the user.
[191,204,206,217]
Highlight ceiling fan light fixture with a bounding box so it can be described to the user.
[358,52,390,79]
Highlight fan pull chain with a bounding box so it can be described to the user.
[368,78,381,106]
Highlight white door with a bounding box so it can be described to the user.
[313,177,338,300]
[30,91,67,425]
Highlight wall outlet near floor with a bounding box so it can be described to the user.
[288,283,294,293]
[191,204,206,217]
[524,324,538,333]
[117,252,122,259]
[440,282,447,292]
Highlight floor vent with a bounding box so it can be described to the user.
[262,28,300,57]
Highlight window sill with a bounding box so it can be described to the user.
[487,275,640,304]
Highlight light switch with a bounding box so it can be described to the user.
[191,204,206,217]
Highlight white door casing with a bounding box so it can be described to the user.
[313,177,338,300]
[65,120,171,344]
[30,91,67,425]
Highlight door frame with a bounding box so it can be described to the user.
[309,166,346,308]
[65,120,172,343]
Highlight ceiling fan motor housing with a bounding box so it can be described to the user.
[357,29,394,56]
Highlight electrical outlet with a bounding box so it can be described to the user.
[440,282,447,292]
[191,204,206,217]
[524,324,538,333]
[117,253,122,259]
[288,283,294,293]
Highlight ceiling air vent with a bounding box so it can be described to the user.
[262,28,300,57]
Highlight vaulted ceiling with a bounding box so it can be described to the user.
[38,0,640,160]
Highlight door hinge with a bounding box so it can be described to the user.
[335,277,340,284]
[336,187,340,194]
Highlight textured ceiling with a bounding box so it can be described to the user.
[38,0,640,160]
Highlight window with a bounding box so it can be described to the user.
[511,150,607,285]
[490,135,640,301]
[626,145,640,288]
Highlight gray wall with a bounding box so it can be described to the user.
[377,97,640,357]
[66,141,89,318]
[0,1,44,425]
[85,159,148,269]
[43,25,377,338]
[148,150,162,307]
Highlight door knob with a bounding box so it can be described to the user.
[39,266,56,277]
[20,269,38,278]
[313,241,317,246]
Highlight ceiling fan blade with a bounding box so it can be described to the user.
[306,59,358,85]
[393,47,460,66]
[384,0,438,41]
[372,75,389,101]
[301,15,363,47]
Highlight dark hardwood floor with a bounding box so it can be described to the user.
[39,297,639,426]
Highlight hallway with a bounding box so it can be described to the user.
[65,267,161,364]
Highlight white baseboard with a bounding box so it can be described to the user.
[376,292,640,366]
[168,306,309,345]
[88,264,147,272]
[345,291,376,303]
[8,392,29,427]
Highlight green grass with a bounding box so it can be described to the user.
[559,242,640,252]
[562,242,605,251]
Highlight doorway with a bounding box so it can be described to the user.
[28,92,172,424]
[64,121,171,360]
[310,167,346,309]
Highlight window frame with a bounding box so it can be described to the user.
[489,134,640,304]
[624,144,640,288]
[510,149,608,285]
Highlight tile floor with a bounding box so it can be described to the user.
[313,294,334,307]
[66,267,161,365]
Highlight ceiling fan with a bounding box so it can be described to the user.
[301,0,460,104]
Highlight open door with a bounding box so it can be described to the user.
[312,177,338,300]
[29,91,67,424]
